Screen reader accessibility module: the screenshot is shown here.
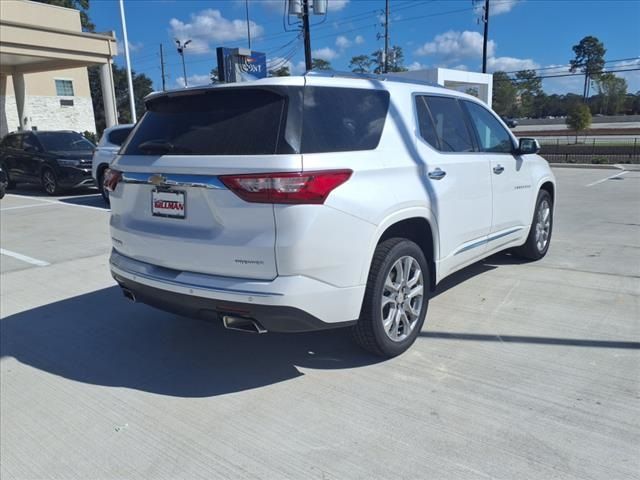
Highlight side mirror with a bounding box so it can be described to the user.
[517,137,540,155]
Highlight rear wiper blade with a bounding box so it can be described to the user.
[137,140,191,154]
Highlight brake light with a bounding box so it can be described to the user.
[219,170,352,204]
[104,168,122,192]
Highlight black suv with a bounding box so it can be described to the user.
[0,130,96,195]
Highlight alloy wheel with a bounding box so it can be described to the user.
[381,255,424,342]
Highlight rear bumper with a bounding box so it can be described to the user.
[109,250,364,332]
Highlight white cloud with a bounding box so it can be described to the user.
[474,0,521,16]
[335,35,351,49]
[415,30,496,60]
[175,74,212,88]
[328,0,350,12]
[312,47,338,61]
[355,35,365,45]
[487,56,539,72]
[169,9,264,55]
[607,58,640,92]
[407,61,427,71]
[117,41,143,55]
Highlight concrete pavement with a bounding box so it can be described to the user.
[1,170,639,479]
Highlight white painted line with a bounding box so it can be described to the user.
[1,203,58,211]
[4,194,108,212]
[585,170,629,187]
[0,248,50,267]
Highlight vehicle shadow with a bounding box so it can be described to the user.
[0,287,381,398]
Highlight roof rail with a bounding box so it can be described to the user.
[305,70,441,88]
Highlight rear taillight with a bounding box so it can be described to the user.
[219,170,352,204]
[104,168,122,192]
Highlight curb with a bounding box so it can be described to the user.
[550,163,621,170]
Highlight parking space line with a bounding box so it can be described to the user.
[0,248,50,267]
[5,194,108,212]
[1,203,58,211]
[585,170,629,187]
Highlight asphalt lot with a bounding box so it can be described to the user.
[1,169,639,480]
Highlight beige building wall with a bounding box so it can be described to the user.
[0,0,98,136]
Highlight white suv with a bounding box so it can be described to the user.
[92,124,134,202]
[107,72,555,357]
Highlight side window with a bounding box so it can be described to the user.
[1,135,21,149]
[463,101,514,153]
[107,127,133,146]
[415,95,475,153]
[22,134,40,152]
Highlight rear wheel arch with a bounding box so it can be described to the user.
[373,216,437,292]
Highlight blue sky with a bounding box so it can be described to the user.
[90,0,640,94]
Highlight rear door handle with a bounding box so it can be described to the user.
[428,168,446,180]
[493,165,504,174]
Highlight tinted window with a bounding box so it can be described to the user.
[107,127,134,146]
[22,134,41,152]
[415,96,475,152]
[464,101,514,153]
[37,132,94,152]
[301,87,389,153]
[124,88,293,156]
[1,135,21,149]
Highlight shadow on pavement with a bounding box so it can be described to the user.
[8,184,98,198]
[0,287,381,398]
[59,194,108,209]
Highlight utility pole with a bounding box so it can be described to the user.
[175,39,191,87]
[159,43,166,91]
[245,0,251,49]
[482,0,490,73]
[302,0,312,71]
[384,0,389,73]
[119,0,136,122]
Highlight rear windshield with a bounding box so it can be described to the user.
[107,127,134,146]
[38,132,95,152]
[124,88,293,155]
[123,86,389,156]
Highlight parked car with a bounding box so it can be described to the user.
[0,130,95,195]
[0,167,7,199]
[92,124,134,202]
[106,72,555,357]
[501,116,518,128]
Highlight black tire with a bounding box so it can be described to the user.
[513,189,553,260]
[97,165,110,204]
[41,167,61,196]
[352,238,430,357]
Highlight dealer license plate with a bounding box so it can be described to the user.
[152,189,185,219]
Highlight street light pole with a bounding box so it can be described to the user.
[118,0,136,123]
[302,0,312,71]
[175,39,191,87]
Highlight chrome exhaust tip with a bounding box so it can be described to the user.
[121,288,136,303]
[222,315,267,334]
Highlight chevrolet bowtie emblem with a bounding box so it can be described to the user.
[148,174,166,185]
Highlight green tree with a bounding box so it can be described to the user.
[569,36,606,100]
[349,55,371,73]
[269,66,290,77]
[566,103,592,143]
[514,69,543,117]
[594,73,627,115]
[32,0,94,31]
[88,64,153,134]
[210,67,219,83]
[371,46,408,73]
[311,58,332,70]
[492,71,518,117]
